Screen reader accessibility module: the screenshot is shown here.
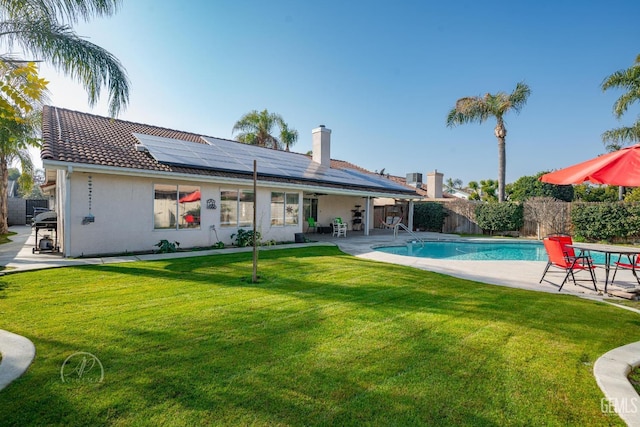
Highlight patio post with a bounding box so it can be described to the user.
[364,197,370,236]
[408,200,414,231]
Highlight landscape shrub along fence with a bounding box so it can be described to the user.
[571,202,640,242]
[435,199,640,242]
[475,202,524,235]
[413,202,447,232]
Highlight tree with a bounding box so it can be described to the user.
[572,183,619,202]
[467,181,480,200]
[278,120,298,152]
[601,55,640,199]
[479,179,498,202]
[446,82,531,202]
[0,0,129,117]
[507,172,573,202]
[444,177,463,194]
[232,109,284,150]
[0,62,47,234]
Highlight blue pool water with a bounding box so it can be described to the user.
[374,240,607,262]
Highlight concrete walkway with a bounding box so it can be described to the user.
[1,225,639,422]
[0,330,35,391]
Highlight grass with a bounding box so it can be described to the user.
[605,298,640,310]
[0,231,16,245]
[630,367,640,395]
[0,246,638,426]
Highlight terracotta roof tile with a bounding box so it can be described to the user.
[41,106,417,196]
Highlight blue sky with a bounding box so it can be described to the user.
[38,0,640,186]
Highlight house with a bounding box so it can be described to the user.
[373,171,457,227]
[40,106,419,257]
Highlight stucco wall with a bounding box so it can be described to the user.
[62,172,308,257]
[316,195,371,230]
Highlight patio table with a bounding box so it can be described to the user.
[569,242,640,292]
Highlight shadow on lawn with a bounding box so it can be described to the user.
[73,248,640,347]
[1,247,636,424]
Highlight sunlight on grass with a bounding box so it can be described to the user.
[0,246,637,425]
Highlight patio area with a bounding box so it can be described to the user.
[304,228,640,302]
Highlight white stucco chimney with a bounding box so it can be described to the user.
[426,170,444,199]
[312,125,331,167]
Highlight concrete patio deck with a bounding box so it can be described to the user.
[307,228,640,303]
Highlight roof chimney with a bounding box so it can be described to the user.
[426,170,443,199]
[312,125,331,167]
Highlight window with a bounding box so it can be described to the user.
[154,184,200,230]
[220,189,254,227]
[271,192,299,226]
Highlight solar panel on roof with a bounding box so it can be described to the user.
[132,133,413,193]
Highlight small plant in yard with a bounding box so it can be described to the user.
[154,239,180,253]
[212,241,225,249]
[231,229,261,247]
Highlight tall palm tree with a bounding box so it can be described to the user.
[278,120,298,152]
[0,0,130,116]
[232,109,284,150]
[601,55,640,200]
[446,82,531,202]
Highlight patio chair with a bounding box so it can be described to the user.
[307,217,317,233]
[539,237,597,292]
[333,217,347,237]
[611,254,640,286]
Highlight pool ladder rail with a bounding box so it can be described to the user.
[392,222,425,247]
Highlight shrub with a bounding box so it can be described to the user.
[475,202,523,234]
[413,202,447,231]
[571,202,640,241]
[155,239,180,253]
[231,229,261,247]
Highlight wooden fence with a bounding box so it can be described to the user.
[436,199,573,238]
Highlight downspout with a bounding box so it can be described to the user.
[364,197,370,236]
[64,166,72,257]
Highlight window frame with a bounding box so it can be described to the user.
[153,184,201,230]
[220,188,254,228]
[270,191,300,227]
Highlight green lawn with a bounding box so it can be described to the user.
[0,231,16,245]
[0,246,638,426]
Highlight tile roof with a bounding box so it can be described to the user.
[41,106,418,196]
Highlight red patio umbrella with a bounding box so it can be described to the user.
[179,190,201,203]
[539,144,640,186]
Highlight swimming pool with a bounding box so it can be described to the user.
[374,240,607,262]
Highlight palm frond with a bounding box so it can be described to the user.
[0,18,129,116]
[601,121,640,146]
[0,0,120,24]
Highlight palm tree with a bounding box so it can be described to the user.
[0,0,130,116]
[601,55,640,149]
[445,177,463,194]
[278,120,298,152]
[232,109,284,150]
[601,55,640,199]
[446,82,531,202]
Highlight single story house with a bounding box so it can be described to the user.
[40,106,419,257]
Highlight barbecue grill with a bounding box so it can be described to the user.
[32,210,59,253]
